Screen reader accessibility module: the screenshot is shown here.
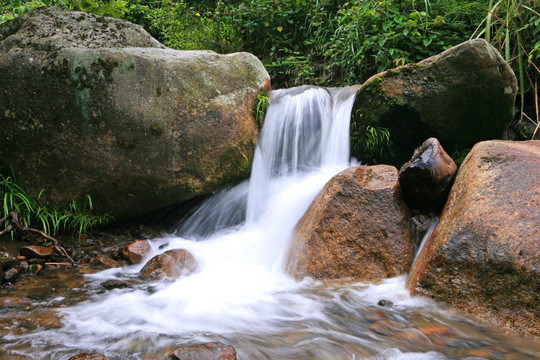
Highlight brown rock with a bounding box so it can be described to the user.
[140,249,197,280]
[168,342,237,360]
[3,267,19,282]
[407,140,540,337]
[69,354,107,360]
[368,320,407,336]
[399,138,457,211]
[351,39,517,165]
[89,254,120,269]
[286,165,413,281]
[124,239,151,264]
[19,245,54,259]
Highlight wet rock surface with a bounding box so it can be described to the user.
[287,165,413,281]
[123,239,151,264]
[407,140,540,338]
[399,137,457,212]
[168,342,237,360]
[140,249,198,280]
[69,353,107,360]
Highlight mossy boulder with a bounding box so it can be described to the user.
[0,7,270,220]
[351,39,518,166]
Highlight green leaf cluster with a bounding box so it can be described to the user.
[1,168,113,239]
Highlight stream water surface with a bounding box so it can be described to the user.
[1,86,539,359]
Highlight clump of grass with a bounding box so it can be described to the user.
[253,90,269,130]
[0,169,113,239]
[471,0,540,138]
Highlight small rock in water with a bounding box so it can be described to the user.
[140,249,197,280]
[101,279,131,290]
[19,245,54,259]
[3,268,19,282]
[168,342,237,360]
[123,239,151,264]
[89,254,121,269]
[377,299,394,307]
[68,353,107,360]
[369,320,407,336]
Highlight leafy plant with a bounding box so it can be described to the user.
[351,124,394,163]
[253,90,269,130]
[0,169,113,238]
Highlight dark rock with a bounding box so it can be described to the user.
[286,165,413,281]
[89,254,120,269]
[0,7,270,221]
[351,39,518,166]
[3,268,19,282]
[168,342,237,360]
[140,249,197,280]
[19,245,54,259]
[411,213,434,248]
[377,299,394,307]
[1,252,19,269]
[407,140,540,338]
[399,138,457,212]
[123,239,151,264]
[101,279,131,290]
[68,353,107,360]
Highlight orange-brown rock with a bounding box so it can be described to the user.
[123,239,151,265]
[69,354,107,360]
[287,165,413,281]
[19,245,54,259]
[399,138,457,211]
[407,140,540,337]
[140,249,197,280]
[89,254,120,269]
[168,342,237,360]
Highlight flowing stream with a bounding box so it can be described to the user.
[1,86,539,359]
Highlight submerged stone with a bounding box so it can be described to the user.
[168,342,237,360]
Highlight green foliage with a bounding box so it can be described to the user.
[0,0,129,22]
[472,0,540,138]
[351,124,394,164]
[0,169,113,238]
[320,0,486,85]
[253,90,269,130]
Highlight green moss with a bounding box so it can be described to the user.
[151,123,163,136]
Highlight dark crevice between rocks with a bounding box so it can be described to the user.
[379,105,438,167]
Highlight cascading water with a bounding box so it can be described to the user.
[3,86,540,360]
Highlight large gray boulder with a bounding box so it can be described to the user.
[351,39,518,166]
[0,7,270,219]
[407,140,540,338]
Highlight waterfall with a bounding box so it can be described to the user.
[178,85,359,238]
